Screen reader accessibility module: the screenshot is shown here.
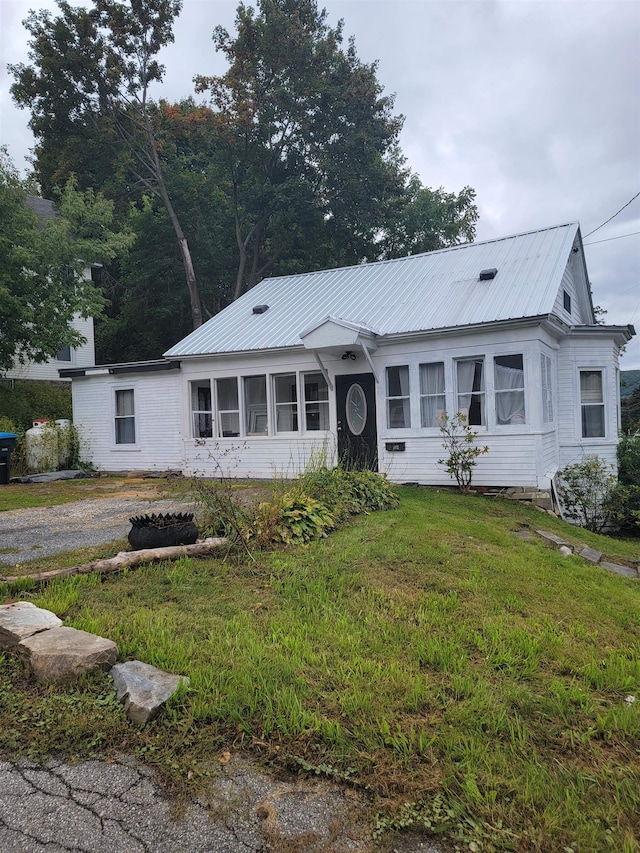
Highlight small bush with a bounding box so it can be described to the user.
[557,456,616,532]
[252,493,335,545]
[438,412,489,493]
[606,483,640,534]
[301,466,399,519]
[617,432,640,485]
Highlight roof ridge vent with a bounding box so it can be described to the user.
[479,268,498,281]
[252,304,269,314]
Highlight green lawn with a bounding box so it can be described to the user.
[1,487,638,851]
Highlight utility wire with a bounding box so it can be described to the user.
[583,192,640,238]
[583,230,640,246]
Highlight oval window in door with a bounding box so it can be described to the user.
[346,383,367,435]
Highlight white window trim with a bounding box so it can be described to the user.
[190,378,213,440]
[454,356,487,429]
[385,365,411,430]
[215,376,241,439]
[273,372,300,435]
[301,370,331,435]
[111,384,139,451]
[492,353,527,429]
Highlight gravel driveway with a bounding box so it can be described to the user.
[0,492,194,567]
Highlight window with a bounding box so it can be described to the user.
[56,344,72,362]
[419,362,445,427]
[386,365,411,428]
[274,374,298,432]
[191,380,212,438]
[541,354,553,424]
[216,378,240,437]
[494,354,525,425]
[563,290,571,314]
[304,372,329,430]
[114,389,135,444]
[457,359,485,425]
[244,375,268,435]
[580,370,605,437]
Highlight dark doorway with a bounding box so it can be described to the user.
[335,373,378,470]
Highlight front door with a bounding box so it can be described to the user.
[336,373,378,470]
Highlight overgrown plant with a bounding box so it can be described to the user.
[301,466,399,520]
[438,412,489,493]
[252,493,335,546]
[556,456,616,532]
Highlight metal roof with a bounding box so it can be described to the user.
[165,222,581,358]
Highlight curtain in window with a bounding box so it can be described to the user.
[115,389,135,444]
[495,357,525,424]
[420,362,445,427]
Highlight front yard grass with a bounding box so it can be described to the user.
[1,486,639,851]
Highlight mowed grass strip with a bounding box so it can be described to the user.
[1,487,638,851]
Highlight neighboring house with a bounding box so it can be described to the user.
[2,197,96,383]
[61,222,634,488]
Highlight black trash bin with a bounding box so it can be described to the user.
[0,432,18,485]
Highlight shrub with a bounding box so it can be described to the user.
[556,456,616,532]
[438,412,489,493]
[606,483,640,534]
[252,493,335,545]
[301,465,399,519]
[617,432,640,485]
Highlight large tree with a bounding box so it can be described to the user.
[9,0,206,330]
[0,151,132,372]
[195,0,407,298]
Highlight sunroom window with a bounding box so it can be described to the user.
[420,362,445,427]
[457,359,485,425]
[494,355,525,425]
[114,389,135,445]
[244,375,268,435]
[386,365,411,428]
[303,372,329,430]
[274,374,298,433]
[216,378,240,437]
[191,380,213,438]
[580,370,605,437]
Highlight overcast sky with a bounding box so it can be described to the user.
[1,0,639,368]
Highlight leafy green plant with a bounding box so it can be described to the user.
[438,412,489,493]
[252,493,334,545]
[557,456,616,532]
[617,432,640,485]
[606,483,640,534]
[301,465,399,519]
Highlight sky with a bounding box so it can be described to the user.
[1,0,639,368]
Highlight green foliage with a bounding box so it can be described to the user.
[301,465,400,521]
[0,380,71,432]
[606,484,640,534]
[438,412,489,493]
[0,152,132,371]
[557,456,617,532]
[620,369,640,398]
[252,493,334,545]
[617,431,640,485]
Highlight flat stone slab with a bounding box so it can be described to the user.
[536,530,571,547]
[18,626,118,683]
[578,546,603,564]
[600,561,638,579]
[514,530,535,541]
[111,660,189,724]
[0,602,62,648]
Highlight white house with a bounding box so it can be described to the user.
[2,197,97,383]
[61,222,634,488]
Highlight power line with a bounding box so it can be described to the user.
[583,192,640,238]
[583,230,640,246]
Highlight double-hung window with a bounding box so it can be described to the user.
[114,389,136,445]
[216,378,240,437]
[457,359,485,425]
[244,375,268,435]
[386,365,411,428]
[274,374,298,433]
[494,354,525,425]
[580,370,605,437]
[419,362,445,427]
[191,380,213,438]
[303,373,329,430]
